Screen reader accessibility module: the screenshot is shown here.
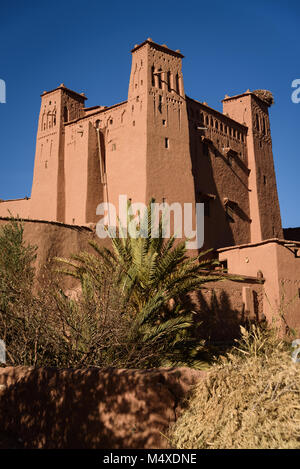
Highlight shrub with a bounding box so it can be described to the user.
[0,218,43,366]
[0,210,224,369]
[55,201,224,368]
[0,217,36,302]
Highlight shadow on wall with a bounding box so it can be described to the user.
[188,129,235,251]
[187,106,252,251]
[194,290,245,342]
[188,286,262,342]
[0,367,204,449]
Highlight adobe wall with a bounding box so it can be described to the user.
[0,198,31,219]
[276,243,300,332]
[223,93,283,242]
[30,86,86,223]
[64,100,144,226]
[0,366,204,449]
[0,218,105,287]
[187,98,251,250]
[145,44,195,219]
[218,239,300,333]
[0,217,267,338]
[30,88,63,222]
[191,277,264,341]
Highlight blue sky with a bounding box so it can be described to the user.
[0,0,299,227]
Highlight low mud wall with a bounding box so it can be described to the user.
[0,367,205,449]
[192,278,264,341]
[0,218,96,274]
[0,217,109,288]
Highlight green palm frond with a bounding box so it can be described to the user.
[138,314,194,343]
[54,199,227,368]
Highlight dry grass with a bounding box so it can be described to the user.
[169,325,300,449]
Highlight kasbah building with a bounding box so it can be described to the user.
[0,38,299,337]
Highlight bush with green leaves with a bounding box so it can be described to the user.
[0,218,41,365]
[0,217,37,301]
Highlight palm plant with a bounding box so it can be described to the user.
[56,200,225,367]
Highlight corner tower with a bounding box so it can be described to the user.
[30,84,86,222]
[223,91,283,242]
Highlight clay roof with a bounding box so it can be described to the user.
[222,91,271,107]
[131,38,184,59]
[0,216,93,231]
[0,197,30,202]
[217,238,300,252]
[41,84,87,100]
